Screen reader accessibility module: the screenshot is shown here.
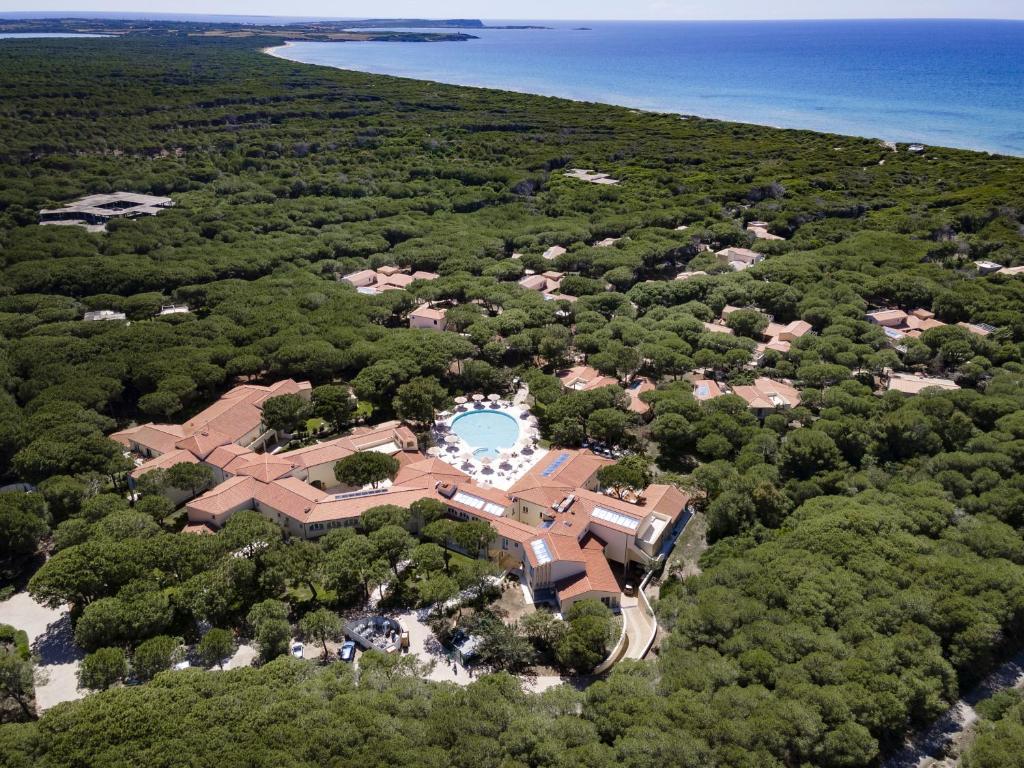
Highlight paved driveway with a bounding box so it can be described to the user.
[0,592,85,711]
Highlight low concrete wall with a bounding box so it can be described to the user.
[635,571,659,659]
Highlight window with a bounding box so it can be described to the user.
[502,538,509,550]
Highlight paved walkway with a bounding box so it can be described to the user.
[620,595,656,661]
[0,592,85,711]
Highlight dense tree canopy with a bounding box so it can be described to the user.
[2,22,1024,768]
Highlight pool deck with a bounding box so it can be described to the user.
[433,401,547,491]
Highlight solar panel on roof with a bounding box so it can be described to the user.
[333,488,388,501]
[540,452,571,477]
[453,491,485,510]
[696,385,709,397]
[529,539,552,565]
[592,505,640,530]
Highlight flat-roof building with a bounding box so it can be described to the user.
[40,192,174,227]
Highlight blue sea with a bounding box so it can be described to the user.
[270,20,1024,156]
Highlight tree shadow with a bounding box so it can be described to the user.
[32,614,83,666]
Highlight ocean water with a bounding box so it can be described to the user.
[270,20,1024,156]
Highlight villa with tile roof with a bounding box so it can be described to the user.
[341,267,439,295]
[556,366,655,415]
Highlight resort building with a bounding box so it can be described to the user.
[974,260,1004,275]
[111,380,688,612]
[564,168,620,185]
[158,304,190,316]
[886,372,961,395]
[957,321,996,337]
[341,267,439,295]
[867,307,946,343]
[556,366,655,414]
[518,271,566,295]
[715,247,764,271]
[746,221,785,241]
[691,376,801,418]
[542,245,567,261]
[409,305,448,331]
[731,377,802,418]
[997,265,1024,277]
[691,379,724,402]
[83,310,127,322]
[675,270,707,281]
[594,237,621,247]
[39,192,174,227]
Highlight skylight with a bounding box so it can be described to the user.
[530,539,552,565]
[592,505,640,530]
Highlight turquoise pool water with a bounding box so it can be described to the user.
[451,410,520,459]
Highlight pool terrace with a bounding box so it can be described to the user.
[431,395,547,491]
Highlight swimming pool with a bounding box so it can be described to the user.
[450,410,520,459]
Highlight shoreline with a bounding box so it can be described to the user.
[260,38,1020,158]
[256,44,920,155]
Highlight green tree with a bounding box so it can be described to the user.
[132,635,183,681]
[0,492,48,565]
[0,648,35,720]
[198,628,235,670]
[165,462,214,500]
[596,455,652,499]
[247,600,291,662]
[392,377,449,429]
[555,600,615,674]
[777,429,843,481]
[369,524,415,578]
[299,608,343,659]
[333,452,400,489]
[587,408,629,446]
[261,394,310,434]
[77,647,127,692]
[311,384,356,432]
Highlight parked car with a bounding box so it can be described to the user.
[291,642,304,658]
[339,640,356,663]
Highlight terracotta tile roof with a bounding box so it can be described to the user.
[886,373,960,394]
[110,423,186,455]
[205,444,253,469]
[509,450,612,496]
[519,274,552,292]
[557,365,619,392]
[187,476,257,517]
[572,488,649,534]
[394,457,469,485]
[182,522,217,535]
[702,321,734,335]
[625,377,655,414]
[732,377,801,410]
[379,273,414,289]
[866,309,908,326]
[229,454,297,483]
[176,429,233,460]
[410,306,447,321]
[643,484,689,524]
[130,448,199,479]
[253,478,325,519]
[342,269,378,286]
[411,271,440,281]
[556,534,619,601]
[308,482,434,523]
